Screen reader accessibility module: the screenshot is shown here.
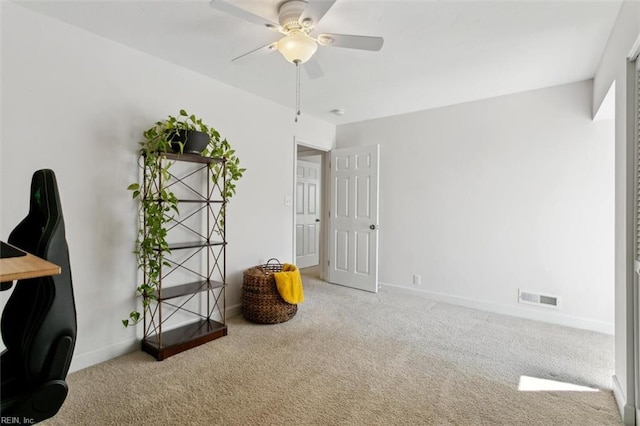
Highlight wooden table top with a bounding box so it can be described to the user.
[0,242,61,282]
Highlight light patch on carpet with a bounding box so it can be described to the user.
[518,375,600,392]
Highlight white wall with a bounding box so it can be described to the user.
[591,1,640,422]
[337,80,615,333]
[0,3,335,371]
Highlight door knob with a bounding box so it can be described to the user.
[315,219,320,222]
[369,224,379,230]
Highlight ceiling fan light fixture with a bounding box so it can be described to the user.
[276,32,318,64]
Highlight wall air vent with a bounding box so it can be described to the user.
[518,290,559,309]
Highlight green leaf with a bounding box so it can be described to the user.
[179,109,187,116]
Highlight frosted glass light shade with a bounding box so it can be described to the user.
[277,33,318,64]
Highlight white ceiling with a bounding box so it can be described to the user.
[17,0,623,124]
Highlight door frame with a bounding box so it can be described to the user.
[630,44,640,425]
[292,138,329,280]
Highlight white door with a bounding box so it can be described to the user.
[328,145,379,293]
[295,160,321,268]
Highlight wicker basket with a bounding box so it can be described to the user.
[242,259,298,324]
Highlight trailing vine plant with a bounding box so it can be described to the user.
[123,110,245,327]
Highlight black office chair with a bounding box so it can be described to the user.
[1,169,77,423]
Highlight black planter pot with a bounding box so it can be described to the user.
[169,129,209,155]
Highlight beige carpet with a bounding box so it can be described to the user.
[44,274,621,425]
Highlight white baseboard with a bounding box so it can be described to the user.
[612,375,635,425]
[69,304,243,373]
[69,336,139,373]
[226,302,242,319]
[612,375,627,423]
[380,282,614,335]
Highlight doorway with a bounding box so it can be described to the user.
[294,142,328,280]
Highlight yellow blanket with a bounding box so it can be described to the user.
[274,263,304,305]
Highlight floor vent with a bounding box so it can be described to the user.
[518,290,559,309]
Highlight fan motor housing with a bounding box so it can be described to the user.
[279,0,308,28]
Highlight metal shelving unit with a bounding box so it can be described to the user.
[141,152,227,361]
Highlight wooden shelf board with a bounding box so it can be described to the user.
[177,199,225,204]
[142,319,227,361]
[162,152,224,164]
[164,241,225,250]
[155,280,225,300]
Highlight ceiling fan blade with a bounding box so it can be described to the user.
[210,0,281,31]
[317,33,384,51]
[232,42,278,62]
[299,0,337,27]
[304,57,324,79]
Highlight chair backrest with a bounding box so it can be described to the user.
[2,169,77,385]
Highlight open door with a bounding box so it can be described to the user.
[328,145,380,293]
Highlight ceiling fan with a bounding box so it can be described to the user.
[209,0,384,76]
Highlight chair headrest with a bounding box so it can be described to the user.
[30,169,61,220]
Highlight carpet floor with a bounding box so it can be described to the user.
[44,274,620,425]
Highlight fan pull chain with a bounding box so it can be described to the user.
[295,61,301,123]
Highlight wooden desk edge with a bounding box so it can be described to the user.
[0,252,62,282]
